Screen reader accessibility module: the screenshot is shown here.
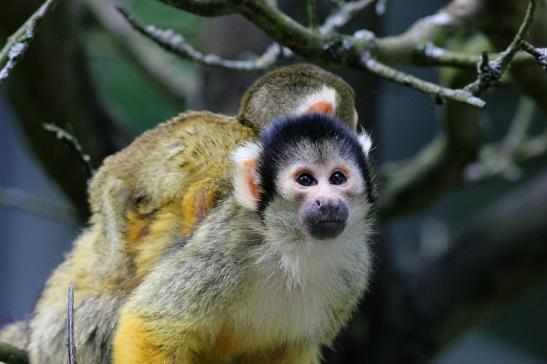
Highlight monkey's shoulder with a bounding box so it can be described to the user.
[101,111,255,170]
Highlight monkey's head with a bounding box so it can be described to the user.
[238,64,358,132]
[232,113,374,242]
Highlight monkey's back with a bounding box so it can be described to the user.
[164,112,258,235]
[25,111,257,364]
[90,111,257,236]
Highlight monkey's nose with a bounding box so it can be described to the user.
[305,198,349,240]
[317,199,348,220]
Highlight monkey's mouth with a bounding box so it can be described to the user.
[306,220,347,240]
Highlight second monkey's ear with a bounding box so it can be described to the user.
[296,86,336,116]
[231,143,262,210]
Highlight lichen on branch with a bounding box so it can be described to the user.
[0,0,57,86]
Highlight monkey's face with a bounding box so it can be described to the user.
[274,155,366,240]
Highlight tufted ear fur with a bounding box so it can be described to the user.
[296,86,337,116]
[231,143,262,210]
[357,132,373,157]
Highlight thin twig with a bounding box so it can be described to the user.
[521,40,547,72]
[319,0,375,34]
[0,0,57,86]
[465,0,536,96]
[360,52,486,107]
[414,42,535,69]
[0,342,28,364]
[66,283,78,364]
[43,123,95,177]
[117,5,285,71]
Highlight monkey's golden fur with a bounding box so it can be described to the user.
[28,112,256,363]
[0,64,360,364]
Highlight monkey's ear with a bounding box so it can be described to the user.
[296,86,336,115]
[357,133,373,157]
[231,143,262,210]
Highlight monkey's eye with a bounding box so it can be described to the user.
[329,171,347,185]
[134,195,146,206]
[296,173,317,186]
[132,194,156,215]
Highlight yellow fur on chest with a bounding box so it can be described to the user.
[114,312,315,364]
[208,322,299,362]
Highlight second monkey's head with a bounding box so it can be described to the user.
[232,113,374,243]
[238,64,358,132]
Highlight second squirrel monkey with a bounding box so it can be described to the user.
[16,64,362,363]
[113,113,375,364]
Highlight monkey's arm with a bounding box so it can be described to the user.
[112,206,246,364]
[113,312,200,364]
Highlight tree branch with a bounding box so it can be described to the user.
[376,0,543,219]
[522,40,547,72]
[43,123,95,178]
[378,56,481,219]
[319,0,375,35]
[477,0,547,117]
[0,0,57,86]
[373,0,482,64]
[157,0,489,107]
[117,5,286,71]
[360,53,485,107]
[0,0,129,219]
[412,42,535,69]
[121,0,378,72]
[465,0,536,96]
[83,0,196,106]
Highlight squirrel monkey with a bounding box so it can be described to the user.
[0,64,361,363]
[113,113,375,364]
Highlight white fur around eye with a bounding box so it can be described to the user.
[357,133,372,157]
[231,143,262,210]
